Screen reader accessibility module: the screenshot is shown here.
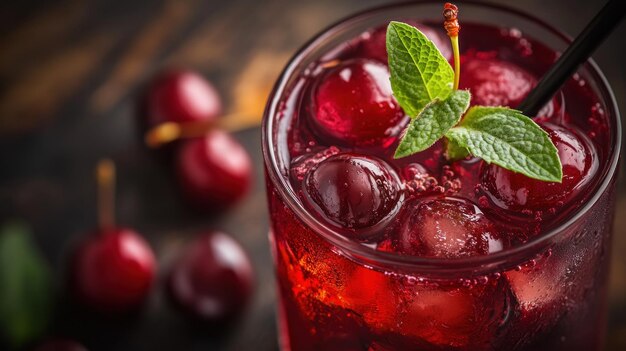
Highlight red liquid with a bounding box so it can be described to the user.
[266,21,616,351]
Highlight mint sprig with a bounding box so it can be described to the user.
[387,21,454,117]
[387,22,562,183]
[446,107,562,181]
[395,89,470,158]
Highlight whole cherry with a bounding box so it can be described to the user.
[69,160,156,314]
[70,228,156,313]
[144,69,222,128]
[303,153,400,238]
[459,58,537,108]
[166,231,254,322]
[481,123,597,213]
[34,339,88,351]
[140,70,253,211]
[176,130,253,211]
[311,59,406,146]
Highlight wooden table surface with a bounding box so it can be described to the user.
[0,0,625,350]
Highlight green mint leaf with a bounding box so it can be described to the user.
[394,90,471,158]
[445,106,563,182]
[387,21,454,117]
[0,222,53,348]
[445,137,470,160]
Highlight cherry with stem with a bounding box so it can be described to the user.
[140,69,254,211]
[69,159,156,314]
[144,113,256,148]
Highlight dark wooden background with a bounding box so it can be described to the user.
[0,0,625,350]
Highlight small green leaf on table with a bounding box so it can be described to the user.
[0,222,53,348]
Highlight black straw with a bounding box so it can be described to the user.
[518,0,626,116]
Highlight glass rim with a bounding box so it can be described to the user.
[262,0,622,275]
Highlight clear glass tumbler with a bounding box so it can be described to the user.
[262,2,621,350]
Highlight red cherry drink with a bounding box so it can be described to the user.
[262,3,620,351]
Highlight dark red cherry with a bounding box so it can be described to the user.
[481,123,597,212]
[34,339,87,351]
[176,130,253,211]
[69,228,156,313]
[303,153,400,234]
[145,69,221,127]
[397,197,506,258]
[459,58,536,108]
[311,59,405,146]
[167,232,254,322]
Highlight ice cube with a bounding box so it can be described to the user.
[341,266,397,330]
[396,278,513,348]
[398,197,506,258]
[505,241,602,334]
[342,267,513,349]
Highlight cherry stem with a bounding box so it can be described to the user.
[443,2,460,90]
[97,159,116,230]
[450,36,460,90]
[144,114,255,148]
[145,120,214,148]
